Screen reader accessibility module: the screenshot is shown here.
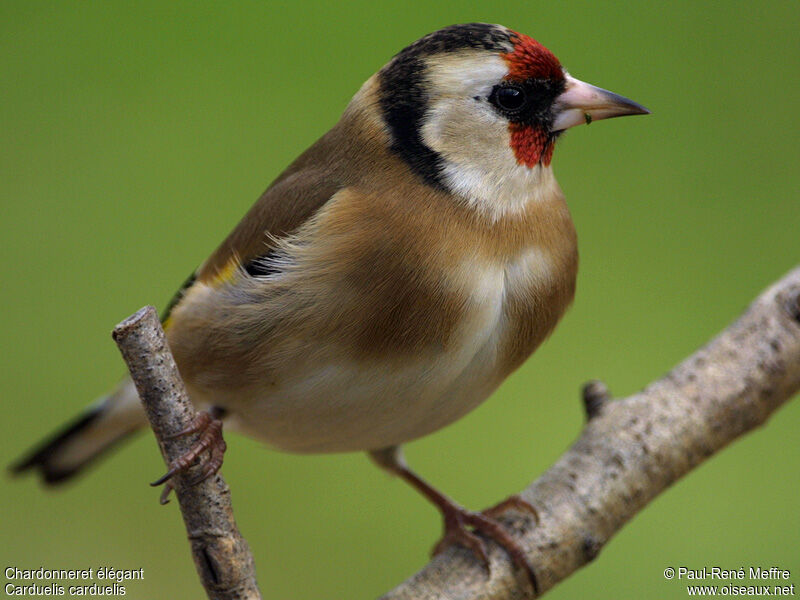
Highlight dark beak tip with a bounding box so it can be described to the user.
[621,98,650,116]
[605,88,650,117]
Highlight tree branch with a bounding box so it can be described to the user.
[112,306,262,600]
[381,266,800,599]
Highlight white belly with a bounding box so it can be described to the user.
[221,349,501,453]
[197,248,555,453]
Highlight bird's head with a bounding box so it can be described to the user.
[373,23,649,216]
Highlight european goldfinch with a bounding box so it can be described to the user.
[12,23,648,587]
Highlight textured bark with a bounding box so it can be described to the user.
[113,306,261,600]
[381,266,800,599]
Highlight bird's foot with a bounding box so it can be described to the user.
[433,495,539,595]
[150,410,226,496]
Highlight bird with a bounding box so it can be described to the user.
[11,23,648,591]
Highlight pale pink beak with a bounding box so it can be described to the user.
[551,74,649,132]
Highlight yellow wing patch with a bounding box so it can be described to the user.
[161,256,241,332]
[207,257,241,288]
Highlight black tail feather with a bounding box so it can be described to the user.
[10,405,117,485]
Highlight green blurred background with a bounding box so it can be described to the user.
[2,1,798,598]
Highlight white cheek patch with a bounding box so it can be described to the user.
[422,97,549,221]
[419,54,557,221]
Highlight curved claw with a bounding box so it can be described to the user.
[433,520,490,573]
[432,496,540,596]
[150,411,226,490]
[186,436,226,486]
[151,466,179,487]
[159,481,174,505]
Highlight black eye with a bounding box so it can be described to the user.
[493,85,527,112]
